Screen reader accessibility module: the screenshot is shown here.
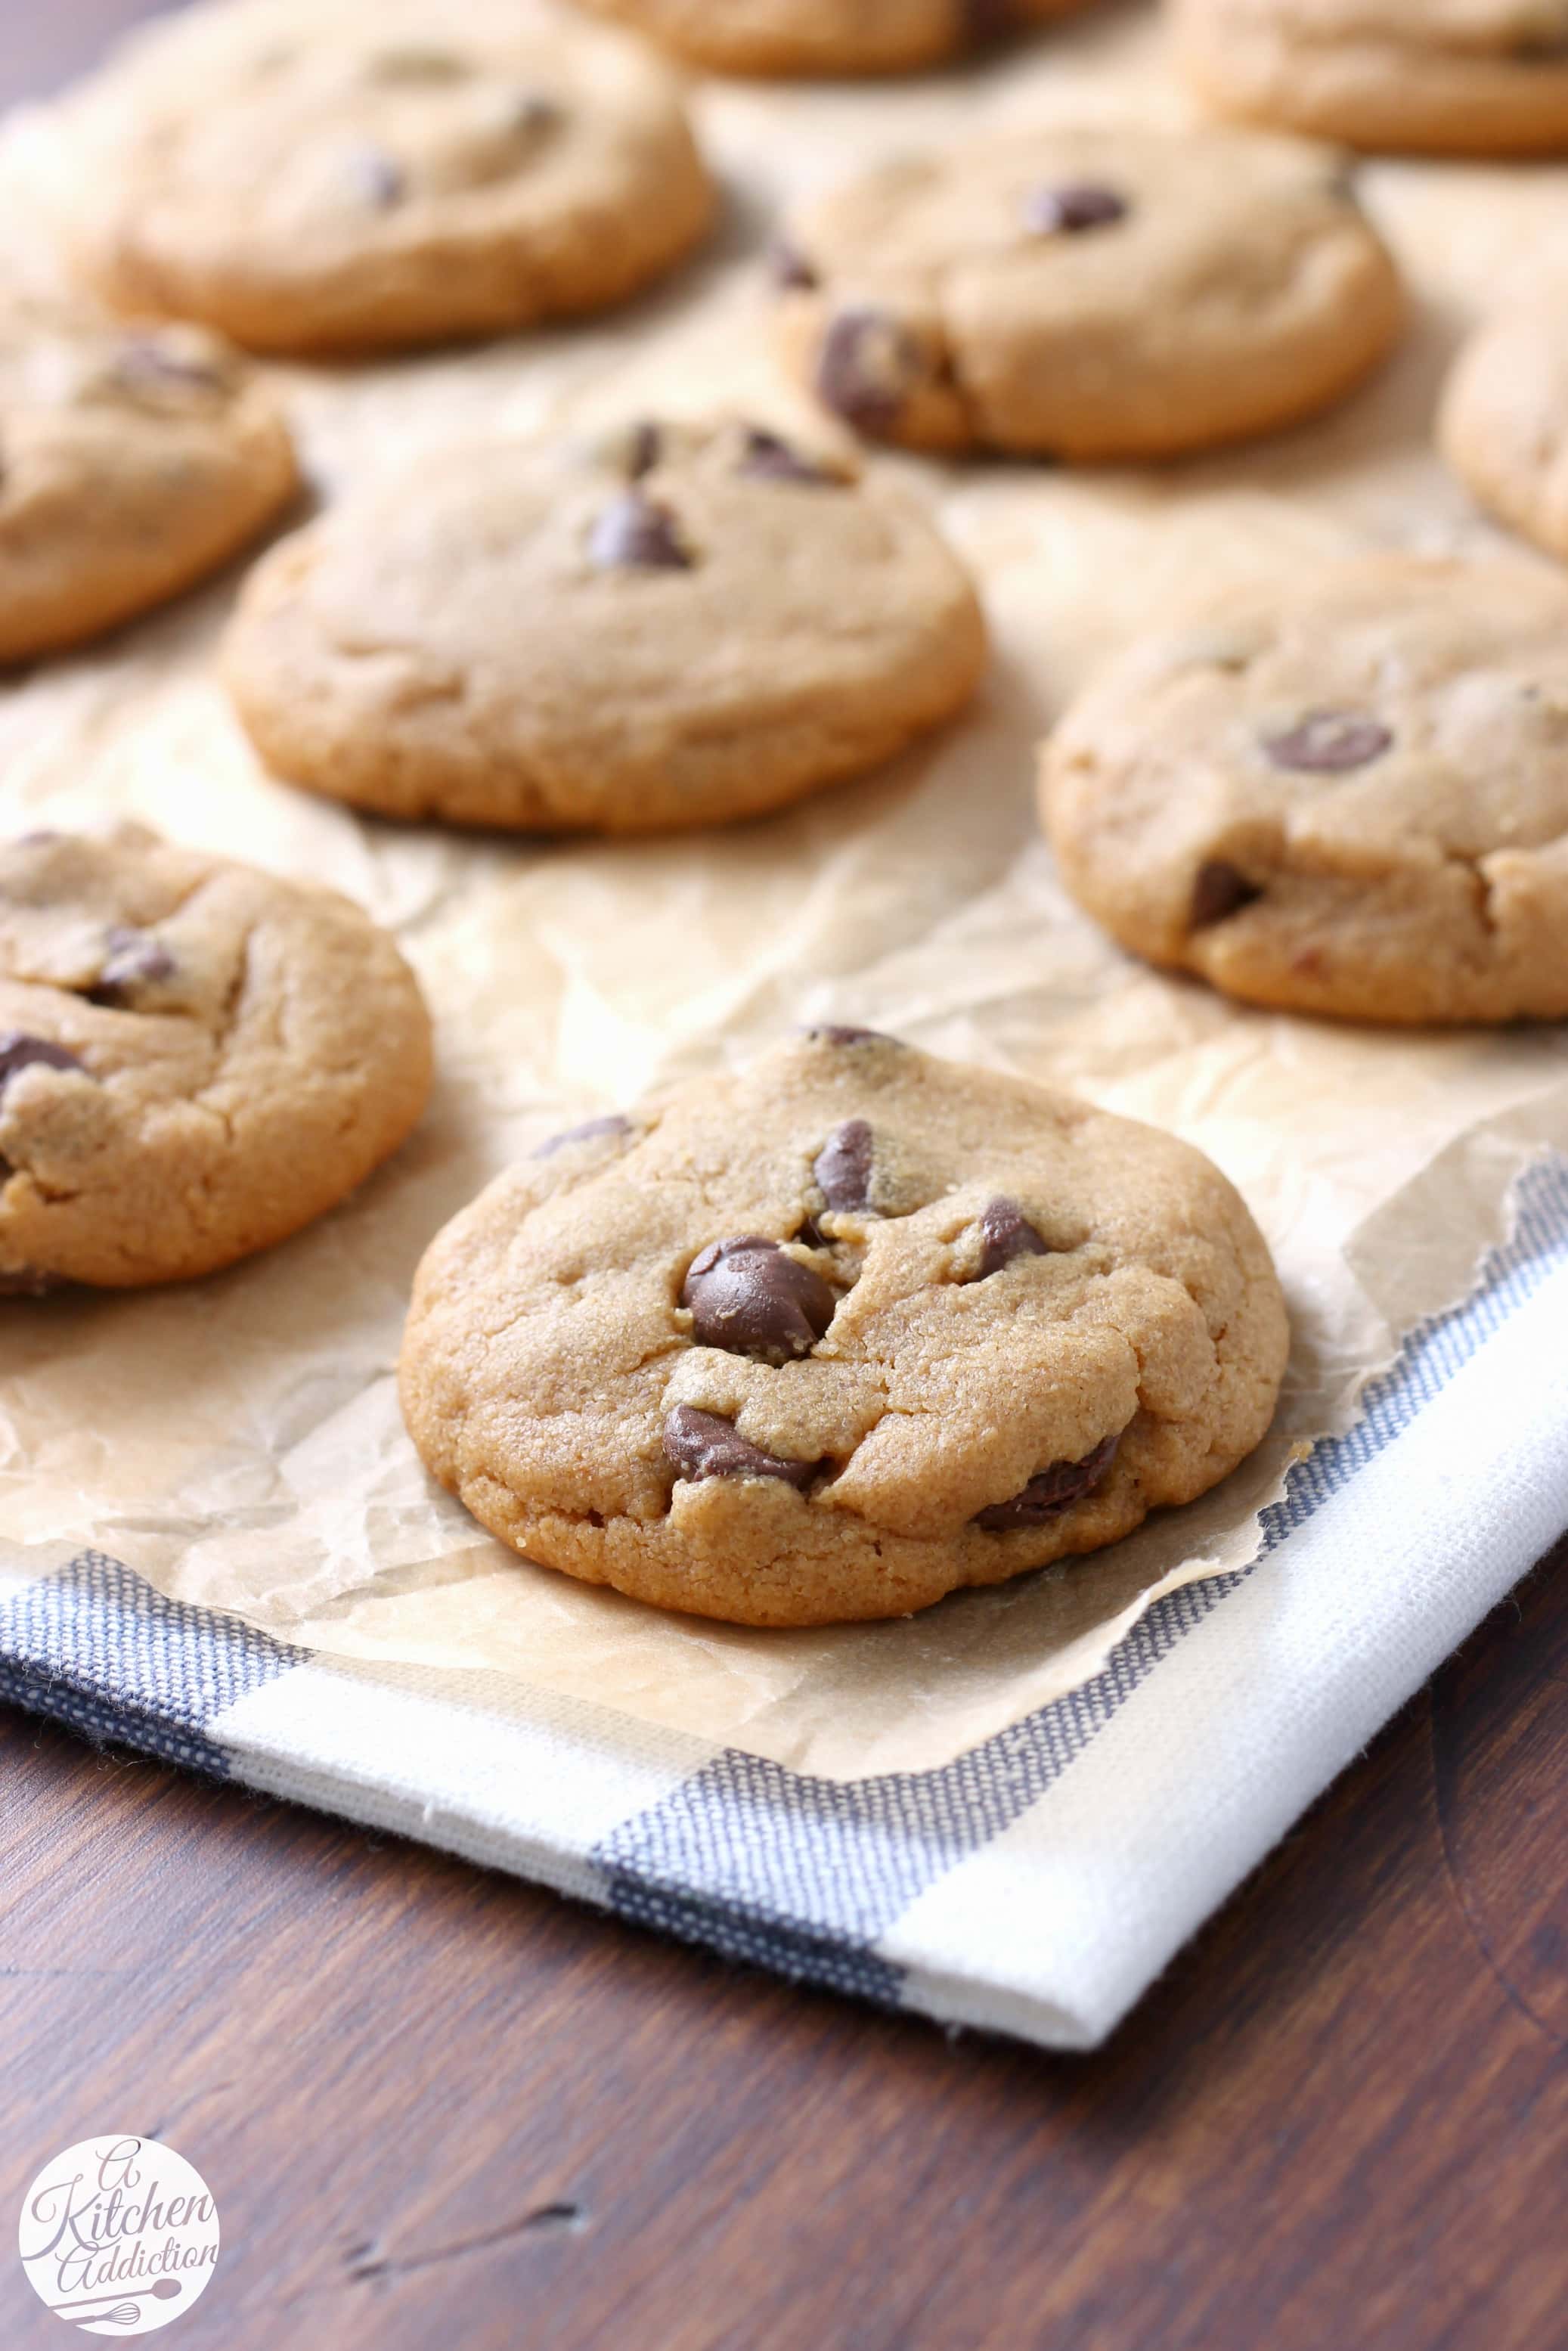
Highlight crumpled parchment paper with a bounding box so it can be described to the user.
[4,0,1568,1778]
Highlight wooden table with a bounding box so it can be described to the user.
[3,11,1566,2346]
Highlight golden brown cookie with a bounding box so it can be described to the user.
[572,0,1092,77]
[222,417,988,833]
[773,124,1404,460]
[1,825,432,1289]
[1,302,297,665]
[67,0,715,355]
[1173,0,1568,157]
[1040,554,1568,1025]
[399,1028,1289,1627]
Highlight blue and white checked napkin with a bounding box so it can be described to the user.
[5,1160,1566,2050]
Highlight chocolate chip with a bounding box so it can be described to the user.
[662,1404,815,1490]
[86,926,176,1005]
[736,427,838,487]
[816,309,920,433]
[588,491,692,572]
[113,336,228,395]
[1263,710,1393,774]
[800,1023,900,1048]
[682,1236,835,1361]
[813,1119,874,1213]
[14,830,62,846]
[1190,861,1263,931]
[346,145,407,208]
[364,44,470,82]
[0,1033,86,1090]
[1024,183,1129,236]
[531,1113,631,1158]
[626,421,662,479]
[769,239,819,292]
[500,91,562,136]
[972,1431,1120,1531]
[975,1196,1049,1278]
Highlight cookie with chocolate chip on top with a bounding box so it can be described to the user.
[773,123,1403,460]
[1173,0,1568,159]
[571,0,1094,79]
[0,302,298,664]
[222,416,987,833]
[65,0,715,354]
[0,825,432,1289]
[399,1028,1288,1627]
[1039,554,1568,1024]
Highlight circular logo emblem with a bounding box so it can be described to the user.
[17,2136,219,2334]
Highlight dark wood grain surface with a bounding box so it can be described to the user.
[2,7,1566,2346]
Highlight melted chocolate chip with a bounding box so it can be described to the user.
[626,421,662,479]
[0,1033,86,1090]
[1024,182,1130,236]
[800,1023,900,1048]
[1263,710,1393,774]
[813,1119,875,1213]
[972,1431,1120,1531]
[769,238,819,292]
[1190,861,1263,931]
[346,145,407,208]
[588,490,692,572]
[975,1196,1049,1278]
[87,926,176,1005]
[682,1236,835,1361]
[816,309,920,433]
[500,91,562,136]
[531,1113,631,1158]
[736,427,837,487]
[663,1404,815,1490]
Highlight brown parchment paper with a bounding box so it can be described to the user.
[5,1,1568,1780]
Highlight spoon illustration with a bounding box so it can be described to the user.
[53,2277,183,2319]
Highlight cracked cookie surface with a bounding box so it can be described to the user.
[399,1030,1288,1627]
[1174,0,1568,157]
[571,0,1092,78]
[1039,554,1568,1025]
[1,302,298,664]
[222,417,987,833]
[67,0,714,355]
[773,124,1403,460]
[0,824,432,1289]
[1440,308,1568,565]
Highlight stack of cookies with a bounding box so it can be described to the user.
[4,0,1566,1630]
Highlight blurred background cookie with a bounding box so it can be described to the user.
[1440,306,1568,564]
[222,417,988,833]
[571,0,1095,78]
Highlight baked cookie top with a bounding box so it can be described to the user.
[1439,306,1568,563]
[571,0,1091,78]
[222,416,988,833]
[0,825,432,1289]
[773,125,1404,458]
[1174,0,1568,156]
[67,0,715,353]
[399,1029,1288,1627]
[0,302,297,665]
[1040,554,1568,1025]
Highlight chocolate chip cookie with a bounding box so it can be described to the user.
[0,825,432,1289]
[1174,0,1568,157]
[222,417,987,833]
[1,302,298,665]
[67,0,715,354]
[1439,307,1568,563]
[399,1029,1288,1627]
[1040,554,1568,1025]
[572,0,1092,77]
[773,124,1404,460]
